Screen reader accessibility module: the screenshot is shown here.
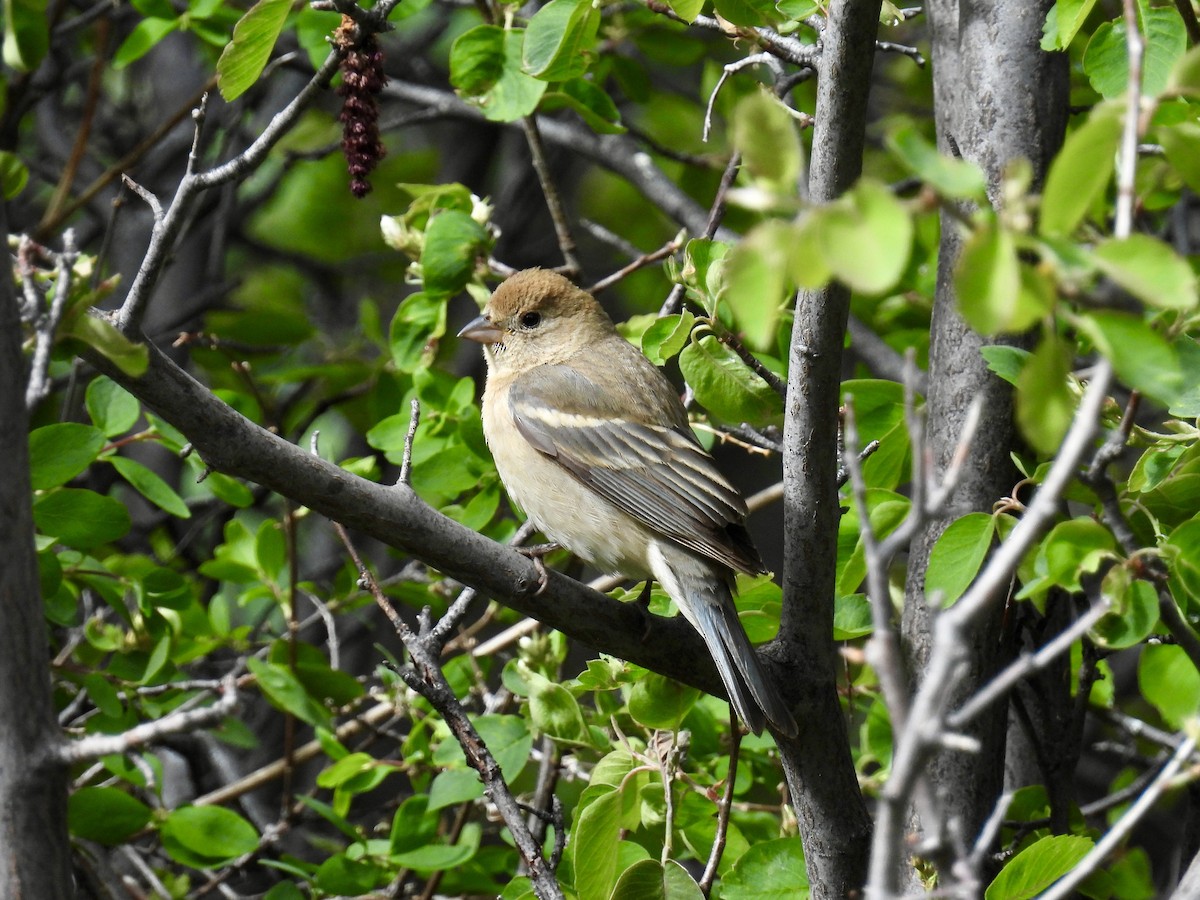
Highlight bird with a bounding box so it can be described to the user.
[457,268,797,737]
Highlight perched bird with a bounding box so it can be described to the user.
[458,268,797,737]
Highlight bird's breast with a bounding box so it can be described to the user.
[482,383,654,579]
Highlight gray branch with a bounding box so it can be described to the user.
[382,81,735,243]
[776,0,881,896]
[81,336,743,702]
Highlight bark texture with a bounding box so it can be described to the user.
[775,0,882,894]
[901,0,1069,866]
[0,200,72,898]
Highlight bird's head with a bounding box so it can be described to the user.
[458,269,616,372]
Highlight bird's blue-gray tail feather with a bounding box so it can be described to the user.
[685,581,798,738]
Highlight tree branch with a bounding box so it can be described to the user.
[81,336,744,702]
[776,0,880,895]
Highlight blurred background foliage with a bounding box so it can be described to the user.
[8,0,1200,896]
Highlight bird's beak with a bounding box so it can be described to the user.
[458,314,504,345]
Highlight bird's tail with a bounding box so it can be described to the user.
[653,551,798,737]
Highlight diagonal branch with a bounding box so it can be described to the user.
[81,336,741,702]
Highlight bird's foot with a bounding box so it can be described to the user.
[516,542,561,596]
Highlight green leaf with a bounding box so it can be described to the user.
[317,752,379,789]
[68,787,153,845]
[1077,310,1182,406]
[428,768,484,810]
[838,491,911,596]
[712,0,781,27]
[64,313,150,376]
[925,513,995,606]
[1168,516,1200,600]
[722,221,795,350]
[315,853,383,895]
[246,657,331,728]
[642,311,695,365]
[0,151,29,198]
[611,859,704,900]
[476,714,534,779]
[1160,121,1200,194]
[628,672,700,730]
[1092,234,1198,311]
[1025,518,1117,595]
[160,806,259,867]
[732,89,801,189]
[522,0,599,82]
[1091,569,1158,650]
[390,292,448,372]
[389,795,439,855]
[527,668,590,744]
[885,123,987,200]
[985,834,1093,900]
[28,423,105,491]
[832,593,872,640]
[1040,0,1099,50]
[421,210,489,299]
[450,24,505,95]
[33,489,131,549]
[142,567,193,611]
[980,345,1032,385]
[1139,643,1200,727]
[721,837,808,898]
[1040,103,1122,237]
[678,239,731,314]
[541,77,626,134]
[392,822,481,871]
[666,0,703,22]
[678,334,783,425]
[113,16,180,69]
[816,178,913,295]
[86,376,141,437]
[572,787,623,900]
[1083,9,1187,100]
[216,0,292,101]
[1169,43,1200,95]
[1015,332,1074,457]
[789,213,833,289]
[451,27,547,122]
[955,220,1026,335]
[110,456,191,518]
[2,0,48,71]
[263,884,306,900]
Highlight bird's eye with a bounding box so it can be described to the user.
[520,311,542,329]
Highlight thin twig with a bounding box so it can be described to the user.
[116,35,362,335]
[875,39,925,65]
[947,600,1111,729]
[397,398,421,487]
[703,54,779,142]
[58,676,238,764]
[25,230,77,411]
[587,234,686,295]
[714,327,787,398]
[1113,0,1143,239]
[330,521,563,899]
[699,721,741,895]
[1039,735,1196,900]
[867,363,1112,897]
[520,116,581,278]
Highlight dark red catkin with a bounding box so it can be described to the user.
[335,17,387,199]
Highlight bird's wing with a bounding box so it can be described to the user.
[509,363,764,574]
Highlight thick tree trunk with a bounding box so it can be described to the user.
[901,0,1068,871]
[0,202,72,898]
